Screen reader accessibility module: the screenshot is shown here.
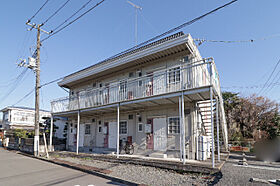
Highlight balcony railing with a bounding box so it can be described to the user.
[51,59,220,113]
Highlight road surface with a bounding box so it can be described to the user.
[0,148,124,186]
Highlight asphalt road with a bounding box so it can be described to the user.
[0,148,124,186]
[215,153,280,185]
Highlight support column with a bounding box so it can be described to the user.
[116,103,120,158]
[49,114,53,151]
[210,87,215,168]
[76,111,80,155]
[181,93,186,164]
[179,96,182,161]
[196,102,199,160]
[216,97,220,162]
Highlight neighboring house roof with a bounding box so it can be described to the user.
[0,106,50,113]
[58,32,198,88]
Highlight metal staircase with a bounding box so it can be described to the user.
[197,97,228,151]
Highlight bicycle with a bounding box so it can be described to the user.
[119,139,134,155]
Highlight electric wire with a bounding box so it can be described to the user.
[91,0,238,64]
[262,69,280,95]
[41,0,71,26]
[257,58,280,96]
[11,76,64,106]
[194,33,280,45]
[41,0,106,42]
[50,0,95,32]
[40,77,64,88]
[12,88,35,106]
[0,68,30,103]
[28,0,50,22]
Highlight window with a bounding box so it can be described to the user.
[119,121,127,135]
[129,72,134,78]
[92,118,96,122]
[98,121,102,133]
[168,117,180,134]
[138,123,143,132]
[168,67,180,84]
[93,82,97,88]
[128,114,133,120]
[85,124,91,135]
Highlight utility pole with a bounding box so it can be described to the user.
[24,21,50,157]
[127,1,142,45]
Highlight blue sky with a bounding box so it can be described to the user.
[1,0,280,112]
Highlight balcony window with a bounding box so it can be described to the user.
[168,117,180,134]
[168,67,180,84]
[119,121,127,135]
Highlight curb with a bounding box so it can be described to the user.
[9,150,144,186]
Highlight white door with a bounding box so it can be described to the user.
[79,124,85,147]
[153,117,167,151]
[108,121,117,148]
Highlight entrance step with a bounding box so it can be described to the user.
[148,153,167,159]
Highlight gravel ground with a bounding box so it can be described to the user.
[55,156,212,186]
[216,153,280,186]
[52,153,280,185]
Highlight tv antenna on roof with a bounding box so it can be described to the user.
[127,0,142,46]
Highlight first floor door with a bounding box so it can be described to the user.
[79,124,85,147]
[108,121,117,148]
[153,117,167,151]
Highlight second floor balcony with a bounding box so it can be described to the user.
[51,58,221,113]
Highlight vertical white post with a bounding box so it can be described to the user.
[117,103,120,158]
[181,93,186,164]
[209,61,215,168]
[179,96,182,161]
[76,111,80,155]
[49,114,53,151]
[196,102,199,160]
[216,97,220,162]
[210,87,215,168]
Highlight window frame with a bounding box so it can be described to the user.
[168,117,180,134]
[168,66,181,85]
[85,124,91,135]
[98,123,102,133]
[138,123,143,132]
[119,120,128,135]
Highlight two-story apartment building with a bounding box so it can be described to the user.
[1,106,51,130]
[50,32,228,166]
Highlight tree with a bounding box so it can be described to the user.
[222,92,280,141]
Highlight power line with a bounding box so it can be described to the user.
[50,0,95,32]
[28,0,50,23]
[257,58,280,95]
[41,0,106,42]
[95,0,238,64]
[41,0,71,26]
[0,68,30,103]
[12,88,35,106]
[10,76,63,106]
[40,77,64,88]
[194,33,280,45]
[221,82,280,90]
